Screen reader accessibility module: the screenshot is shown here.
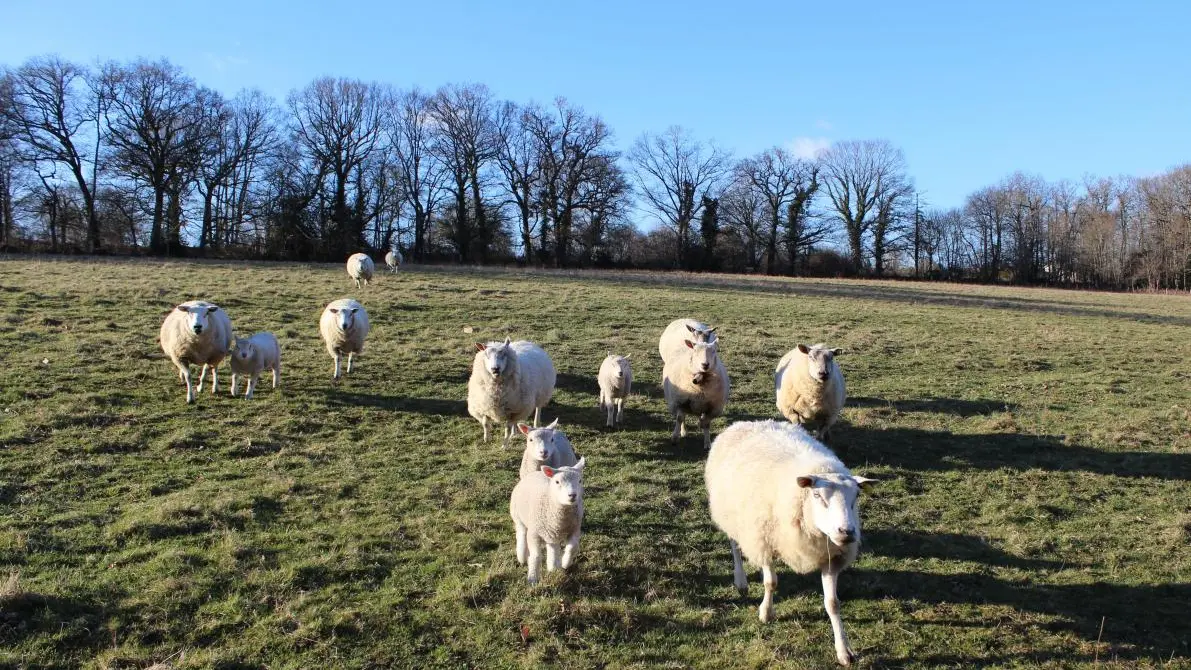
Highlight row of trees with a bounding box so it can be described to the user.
[2,55,1189,289]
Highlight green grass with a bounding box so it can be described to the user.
[0,257,1188,669]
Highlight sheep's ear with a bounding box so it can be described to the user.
[207,305,219,314]
[176,305,189,313]
[546,418,559,430]
[623,354,632,360]
[685,324,696,334]
[329,308,339,314]
[797,344,810,354]
[541,466,555,478]
[517,423,531,435]
[503,336,512,345]
[573,456,586,471]
[796,475,818,488]
[474,342,486,351]
[684,340,695,349]
[853,476,878,490]
[831,348,845,356]
[707,326,717,334]
[350,307,359,314]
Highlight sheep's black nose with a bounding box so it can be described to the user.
[700,363,710,371]
[193,326,203,334]
[838,528,856,543]
[567,493,577,502]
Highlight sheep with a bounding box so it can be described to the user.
[658,318,717,364]
[159,300,233,404]
[384,247,403,273]
[775,343,846,440]
[228,332,281,399]
[704,420,877,666]
[662,337,730,450]
[346,252,375,289]
[597,353,633,428]
[509,458,586,585]
[517,419,579,479]
[319,299,370,379]
[467,337,556,448]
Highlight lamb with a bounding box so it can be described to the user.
[775,343,846,439]
[384,247,403,273]
[319,299,371,379]
[346,252,375,289]
[517,419,579,479]
[467,337,556,448]
[228,332,281,399]
[662,337,730,449]
[658,318,717,364]
[509,458,586,585]
[704,420,877,666]
[159,300,233,404]
[597,353,633,428]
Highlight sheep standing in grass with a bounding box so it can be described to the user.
[346,253,375,289]
[705,420,877,666]
[517,419,579,479]
[658,318,717,364]
[775,344,846,439]
[159,300,233,404]
[319,299,370,380]
[510,458,586,585]
[597,353,632,428]
[467,337,556,448]
[228,332,281,399]
[662,338,729,449]
[384,248,403,273]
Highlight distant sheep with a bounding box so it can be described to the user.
[228,332,281,399]
[662,337,730,449]
[159,300,233,403]
[517,419,579,479]
[705,420,877,666]
[467,337,556,448]
[775,344,846,439]
[597,353,633,428]
[658,318,717,365]
[319,299,370,379]
[509,458,586,585]
[384,248,403,273]
[346,253,375,289]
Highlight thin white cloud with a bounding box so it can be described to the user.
[788,136,832,160]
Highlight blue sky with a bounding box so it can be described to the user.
[2,0,1188,209]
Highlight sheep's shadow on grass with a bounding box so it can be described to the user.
[849,396,1020,417]
[863,529,1074,571]
[555,371,596,396]
[0,590,110,652]
[322,389,466,417]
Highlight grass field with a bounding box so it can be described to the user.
[0,257,1188,669]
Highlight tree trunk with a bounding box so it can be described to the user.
[150,185,166,253]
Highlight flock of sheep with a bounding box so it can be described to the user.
[156,250,871,666]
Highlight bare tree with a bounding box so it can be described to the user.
[389,88,446,260]
[735,147,820,274]
[628,126,730,269]
[493,100,541,261]
[820,139,910,273]
[429,83,496,262]
[719,176,766,270]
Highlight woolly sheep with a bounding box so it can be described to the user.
[705,420,877,666]
[509,458,586,585]
[467,337,556,448]
[319,299,370,379]
[658,318,717,364]
[517,419,579,479]
[384,248,403,273]
[662,337,730,449]
[597,353,633,428]
[775,343,846,439]
[159,300,233,404]
[346,252,375,289]
[228,332,281,399]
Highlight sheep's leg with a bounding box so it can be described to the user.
[333,353,342,380]
[700,414,712,450]
[209,365,218,394]
[526,538,542,585]
[822,567,856,666]
[730,539,748,594]
[605,397,615,428]
[480,417,490,442]
[671,409,685,444]
[196,364,208,393]
[246,373,259,399]
[230,373,239,396]
[545,543,561,572]
[514,522,528,565]
[759,564,777,623]
[501,422,515,449]
[561,531,580,569]
[272,364,280,388]
[598,393,606,411]
[615,398,624,425]
[177,363,195,404]
[533,407,541,427]
[346,352,354,374]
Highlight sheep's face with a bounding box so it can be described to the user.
[684,340,718,383]
[797,473,876,547]
[178,304,218,335]
[605,355,631,380]
[798,344,843,383]
[328,306,358,331]
[233,338,255,362]
[542,457,585,507]
[684,323,717,344]
[477,339,512,378]
[523,420,561,461]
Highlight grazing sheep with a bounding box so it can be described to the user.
[467,337,556,448]
[159,300,233,404]
[346,253,375,289]
[705,420,877,666]
[228,332,281,399]
[658,318,717,364]
[517,419,579,479]
[662,338,730,450]
[384,248,403,273]
[597,353,633,428]
[509,458,586,585]
[319,299,370,379]
[775,344,846,439]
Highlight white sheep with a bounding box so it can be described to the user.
[228,332,281,399]
[319,299,370,379]
[658,318,717,364]
[346,252,375,289]
[662,338,730,449]
[467,337,556,448]
[159,300,233,404]
[517,419,579,479]
[597,353,633,428]
[705,420,877,666]
[775,344,846,439]
[509,458,586,585]
[384,248,403,273]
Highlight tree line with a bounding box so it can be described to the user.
[1,55,1188,289]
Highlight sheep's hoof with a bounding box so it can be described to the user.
[758,604,774,623]
[836,647,856,666]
